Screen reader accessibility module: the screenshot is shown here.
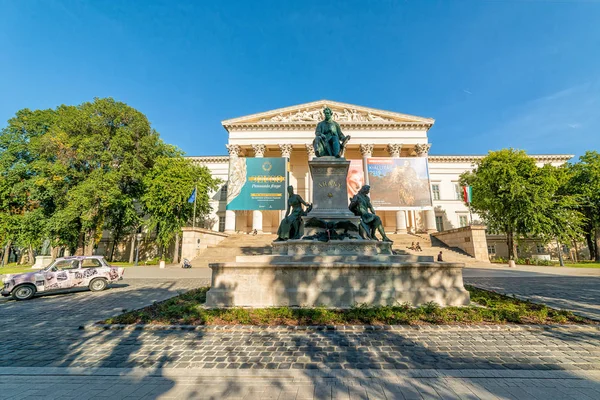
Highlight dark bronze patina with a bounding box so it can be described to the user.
[302,218,359,242]
[313,107,350,158]
[275,186,312,241]
[349,185,392,242]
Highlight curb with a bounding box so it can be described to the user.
[80,323,600,333]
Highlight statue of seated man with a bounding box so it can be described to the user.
[275,186,312,241]
[349,185,392,242]
[313,107,350,158]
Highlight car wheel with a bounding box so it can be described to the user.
[12,284,36,301]
[89,278,108,292]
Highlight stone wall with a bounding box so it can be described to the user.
[181,227,228,260]
[431,225,489,262]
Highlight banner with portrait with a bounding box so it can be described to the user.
[226,157,287,210]
[346,159,365,201]
[366,158,432,209]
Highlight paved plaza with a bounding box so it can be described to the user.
[0,266,599,399]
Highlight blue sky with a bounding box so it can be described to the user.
[1,0,599,158]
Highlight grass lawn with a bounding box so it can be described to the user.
[561,262,600,268]
[104,285,595,326]
[0,264,35,275]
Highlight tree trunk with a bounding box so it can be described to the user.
[128,234,136,264]
[2,241,12,266]
[28,245,34,265]
[84,229,96,256]
[172,232,180,265]
[595,226,600,262]
[506,231,517,260]
[75,232,85,256]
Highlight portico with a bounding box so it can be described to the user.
[218,100,437,235]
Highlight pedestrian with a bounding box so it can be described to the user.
[415,242,422,252]
[437,251,443,262]
[408,242,415,250]
[252,229,257,236]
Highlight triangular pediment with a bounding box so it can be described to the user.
[222,100,434,126]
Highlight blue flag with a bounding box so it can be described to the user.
[187,188,196,203]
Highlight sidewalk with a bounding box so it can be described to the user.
[2,367,599,399]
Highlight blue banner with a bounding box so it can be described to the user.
[226,157,287,211]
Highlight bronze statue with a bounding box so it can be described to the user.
[275,186,312,241]
[303,218,358,242]
[349,185,392,242]
[313,107,350,157]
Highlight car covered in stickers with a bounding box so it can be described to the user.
[1,256,125,301]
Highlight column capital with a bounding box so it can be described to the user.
[414,143,431,157]
[251,144,266,158]
[226,144,242,157]
[359,144,374,157]
[387,143,402,158]
[305,143,316,160]
[279,144,293,158]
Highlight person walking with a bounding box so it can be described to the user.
[437,251,443,262]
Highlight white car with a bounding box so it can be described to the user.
[2,256,125,301]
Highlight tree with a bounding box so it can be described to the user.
[567,151,600,261]
[460,149,583,260]
[142,157,220,264]
[0,98,178,259]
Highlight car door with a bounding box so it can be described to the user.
[44,260,79,290]
[76,258,102,286]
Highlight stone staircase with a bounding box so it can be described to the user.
[191,232,478,268]
[191,234,277,267]
[388,233,477,263]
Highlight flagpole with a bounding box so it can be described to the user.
[192,185,197,229]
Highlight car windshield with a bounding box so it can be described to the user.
[44,259,79,271]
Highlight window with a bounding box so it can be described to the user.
[81,259,103,268]
[435,216,444,232]
[218,216,226,232]
[431,184,440,200]
[454,184,462,200]
[459,215,468,227]
[220,185,228,201]
[487,244,496,254]
[536,244,546,254]
[52,259,79,270]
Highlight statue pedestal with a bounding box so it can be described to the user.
[32,256,53,269]
[205,156,470,309]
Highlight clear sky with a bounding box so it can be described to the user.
[1,0,599,158]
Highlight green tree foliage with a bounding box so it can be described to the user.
[142,157,221,264]
[0,98,184,259]
[460,149,584,260]
[567,151,600,261]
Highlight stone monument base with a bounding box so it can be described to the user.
[32,256,53,269]
[205,255,470,308]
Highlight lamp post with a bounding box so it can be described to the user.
[134,233,142,266]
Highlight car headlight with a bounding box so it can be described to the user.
[2,275,11,284]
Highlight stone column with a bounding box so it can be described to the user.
[305,144,315,202]
[251,144,266,233]
[224,144,242,233]
[359,144,374,185]
[425,209,437,233]
[279,144,293,223]
[395,210,407,234]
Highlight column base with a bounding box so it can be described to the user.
[395,229,408,234]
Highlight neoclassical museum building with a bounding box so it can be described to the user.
[190,100,571,251]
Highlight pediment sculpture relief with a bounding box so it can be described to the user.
[259,108,394,123]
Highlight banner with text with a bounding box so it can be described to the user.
[226,157,287,211]
[366,157,432,209]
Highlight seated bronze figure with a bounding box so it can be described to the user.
[275,186,312,241]
[349,185,392,242]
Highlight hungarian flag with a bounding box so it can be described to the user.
[463,186,472,204]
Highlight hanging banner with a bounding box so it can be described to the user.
[226,157,287,211]
[366,157,432,209]
[346,159,365,201]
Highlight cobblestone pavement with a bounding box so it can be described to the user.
[1,277,600,399]
[465,275,600,321]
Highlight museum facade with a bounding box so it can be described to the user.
[190,100,572,249]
